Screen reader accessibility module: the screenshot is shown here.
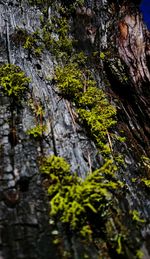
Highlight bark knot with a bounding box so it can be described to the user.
[118,21,128,42]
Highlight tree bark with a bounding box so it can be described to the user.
[0,0,150,258]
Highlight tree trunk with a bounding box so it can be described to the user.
[0,0,150,258]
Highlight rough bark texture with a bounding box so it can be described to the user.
[0,0,150,258]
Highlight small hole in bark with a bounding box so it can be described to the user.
[35,64,42,70]
[17,177,30,192]
[8,2,13,6]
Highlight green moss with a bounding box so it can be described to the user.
[40,155,123,241]
[141,178,150,188]
[40,155,71,176]
[115,234,123,254]
[22,31,44,57]
[12,28,44,57]
[40,155,143,256]
[55,63,83,100]
[27,124,46,138]
[132,175,150,190]
[116,136,126,142]
[131,178,137,183]
[136,250,144,259]
[100,52,105,60]
[78,86,116,153]
[114,154,125,166]
[29,2,143,257]
[0,64,30,99]
[129,210,145,223]
[99,51,112,60]
[55,62,116,155]
[23,35,36,50]
[42,16,73,60]
[26,1,83,61]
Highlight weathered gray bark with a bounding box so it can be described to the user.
[0,0,150,258]
[0,1,102,258]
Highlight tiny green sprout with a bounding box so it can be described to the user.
[114,154,125,165]
[92,51,98,57]
[23,35,35,50]
[141,178,150,188]
[75,0,84,6]
[100,52,105,60]
[80,225,92,241]
[53,238,60,245]
[130,210,145,223]
[131,178,137,183]
[116,235,123,254]
[116,136,126,143]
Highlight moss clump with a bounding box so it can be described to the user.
[40,155,144,257]
[27,2,82,60]
[40,155,70,174]
[136,250,144,259]
[78,86,116,153]
[24,31,44,57]
[40,155,122,241]
[27,124,46,138]
[42,16,73,60]
[12,28,44,57]
[55,62,83,100]
[0,64,30,99]
[55,62,116,155]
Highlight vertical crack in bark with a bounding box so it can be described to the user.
[5,16,11,64]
